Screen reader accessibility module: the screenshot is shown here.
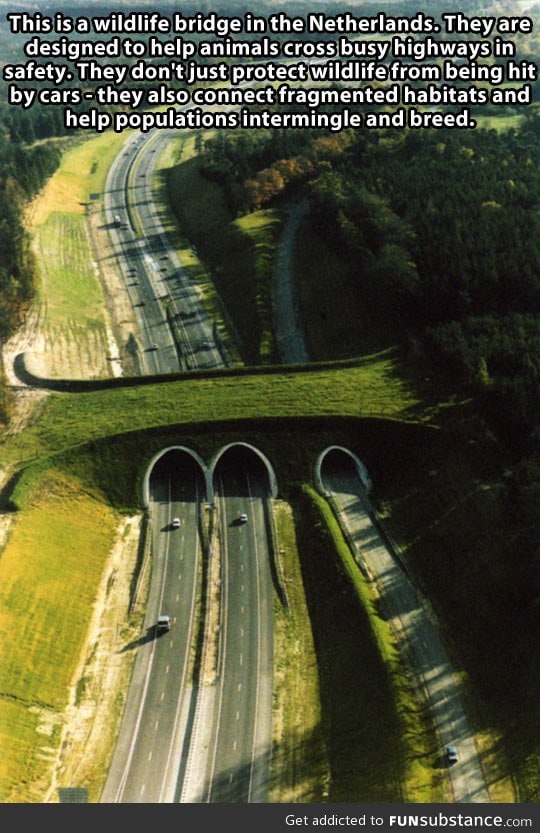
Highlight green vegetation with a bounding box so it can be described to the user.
[28,129,129,227]
[1,357,427,468]
[270,501,329,802]
[294,486,444,802]
[0,468,119,803]
[1,0,538,805]
[166,135,283,364]
[34,212,109,327]
[295,220,395,361]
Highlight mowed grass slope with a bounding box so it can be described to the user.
[27,130,130,226]
[35,213,105,323]
[31,212,112,378]
[0,469,119,803]
[24,130,132,379]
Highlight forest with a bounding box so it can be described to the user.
[198,117,540,708]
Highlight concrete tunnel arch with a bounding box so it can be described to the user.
[142,446,210,508]
[314,445,372,497]
[209,442,278,500]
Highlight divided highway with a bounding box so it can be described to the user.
[99,132,274,803]
[103,129,227,374]
[98,128,486,805]
[183,463,274,802]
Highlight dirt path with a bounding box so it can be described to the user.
[272,199,311,365]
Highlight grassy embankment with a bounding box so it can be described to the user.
[1,358,426,470]
[25,131,131,379]
[295,486,446,802]
[165,133,282,365]
[270,500,329,802]
[0,411,443,803]
[0,128,431,803]
[0,127,506,804]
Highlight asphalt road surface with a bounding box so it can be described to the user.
[180,456,274,802]
[100,136,275,804]
[321,454,489,803]
[103,131,227,374]
[101,464,204,802]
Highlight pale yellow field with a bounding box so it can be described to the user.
[0,470,119,802]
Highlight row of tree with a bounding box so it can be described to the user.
[0,105,62,423]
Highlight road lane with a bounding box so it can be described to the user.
[102,130,231,374]
[99,129,274,805]
[321,460,489,803]
[101,473,202,803]
[182,464,274,803]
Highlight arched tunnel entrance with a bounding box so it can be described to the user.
[210,443,278,503]
[143,446,208,510]
[315,446,372,498]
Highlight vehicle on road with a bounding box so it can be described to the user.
[239,513,248,523]
[198,339,211,350]
[446,745,458,764]
[172,517,181,528]
[151,343,158,350]
[157,615,171,633]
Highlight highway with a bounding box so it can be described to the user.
[98,124,484,804]
[99,134,275,803]
[101,462,204,803]
[202,463,273,802]
[175,454,274,803]
[102,129,228,374]
[320,452,489,803]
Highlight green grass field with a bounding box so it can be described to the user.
[24,131,131,380]
[34,212,108,326]
[28,130,130,227]
[0,469,119,802]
